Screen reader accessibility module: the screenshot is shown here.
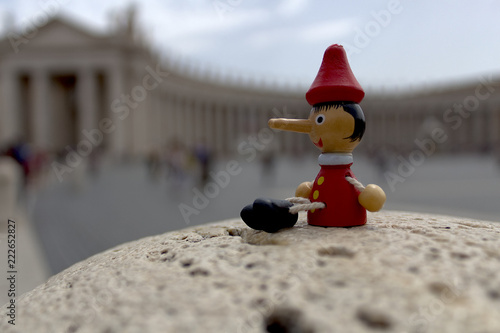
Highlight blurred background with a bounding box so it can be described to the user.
[0,0,499,299]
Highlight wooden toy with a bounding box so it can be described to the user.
[241,44,386,232]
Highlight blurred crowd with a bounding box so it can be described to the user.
[3,136,500,199]
[1,139,50,190]
[145,140,213,189]
[1,137,217,195]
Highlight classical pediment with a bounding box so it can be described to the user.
[17,17,107,50]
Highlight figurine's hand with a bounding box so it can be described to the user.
[358,184,386,212]
[295,181,313,198]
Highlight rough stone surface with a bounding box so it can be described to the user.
[2,211,500,333]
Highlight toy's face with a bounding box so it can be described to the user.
[268,105,361,153]
[308,105,360,153]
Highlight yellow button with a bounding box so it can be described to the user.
[317,176,324,185]
[311,209,315,213]
[313,190,319,200]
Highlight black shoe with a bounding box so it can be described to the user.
[240,198,298,233]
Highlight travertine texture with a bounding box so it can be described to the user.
[2,211,500,333]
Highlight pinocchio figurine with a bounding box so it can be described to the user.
[241,44,386,233]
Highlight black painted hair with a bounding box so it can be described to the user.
[312,101,366,142]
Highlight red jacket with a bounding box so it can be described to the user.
[308,154,366,227]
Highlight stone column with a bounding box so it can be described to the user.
[204,104,213,149]
[237,105,246,139]
[107,66,125,155]
[194,101,203,144]
[226,106,234,154]
[381,110,388,147]
[77,69,97,139]
[0,68,20,143]
[31,68,50,149]
[216,105,224,154]
[184,100,193,149]
[151,94,162,149]
[488,102,500,154]
[174,97,183,143]
[0,157,21,218]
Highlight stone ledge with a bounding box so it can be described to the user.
[1,211,500,333]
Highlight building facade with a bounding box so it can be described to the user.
[1,14,499,161]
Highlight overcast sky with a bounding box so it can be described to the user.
[1,0,500,91]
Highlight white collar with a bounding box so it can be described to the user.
[318,153,353,166]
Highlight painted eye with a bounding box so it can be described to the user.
[315,114,325,125]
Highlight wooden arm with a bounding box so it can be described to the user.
[295,181,313,198]
[358,184,386,212]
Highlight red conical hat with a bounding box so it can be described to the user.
[306,44,364,106]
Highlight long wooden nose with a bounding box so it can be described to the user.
[268,118,312,133]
